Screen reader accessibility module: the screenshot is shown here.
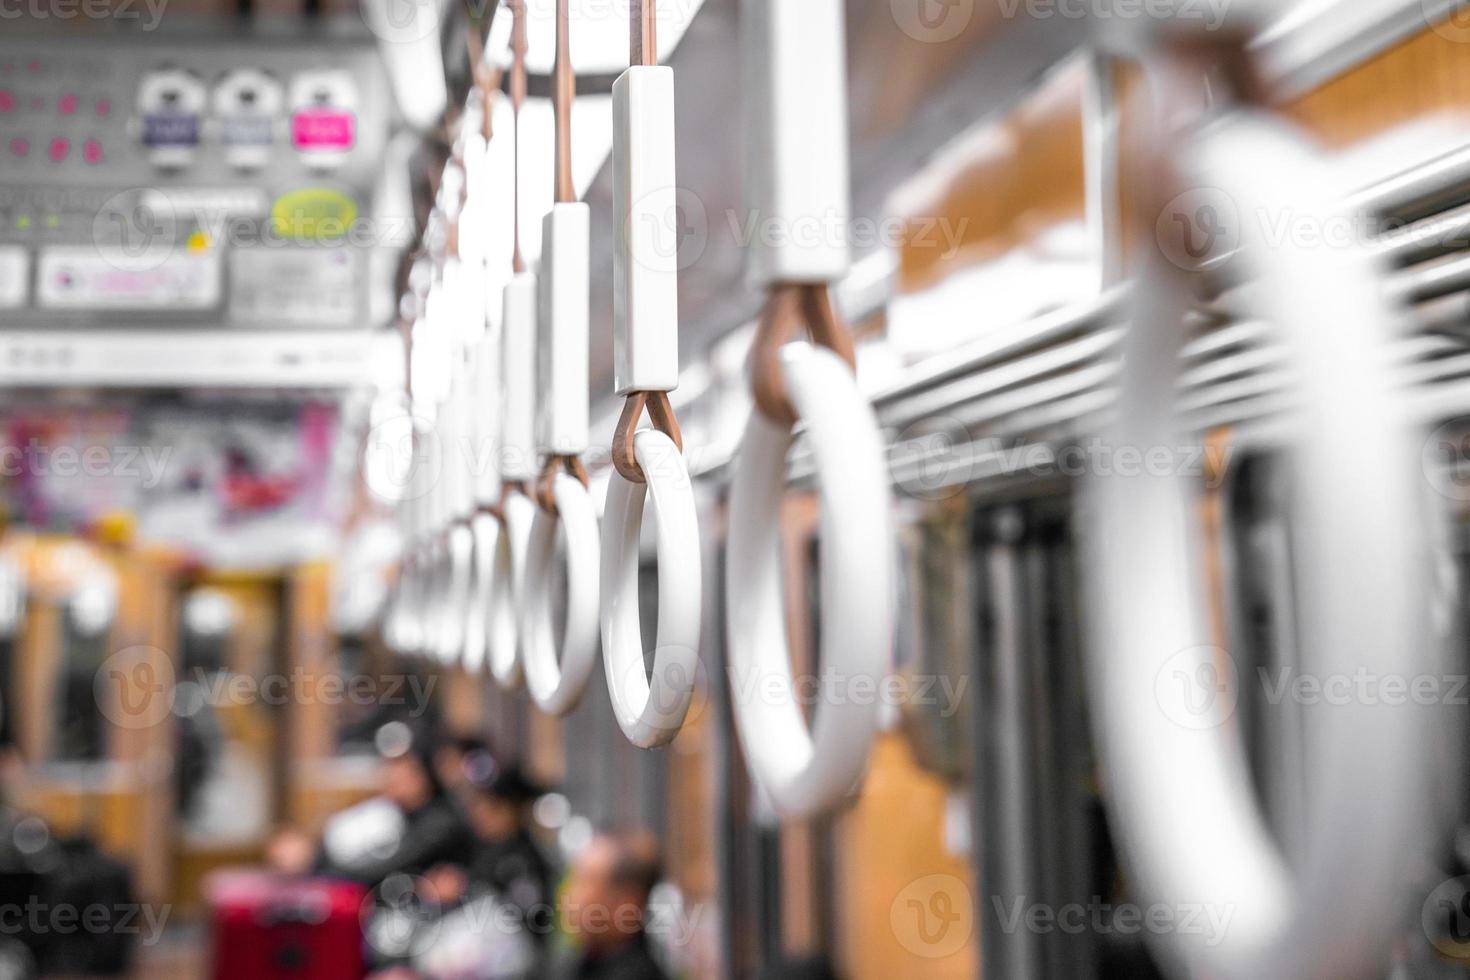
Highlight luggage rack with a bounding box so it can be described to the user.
[751,138,1470,501]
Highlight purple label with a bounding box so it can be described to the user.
[142,112,199,149]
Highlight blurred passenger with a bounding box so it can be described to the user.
[561,831,669,980]
[268,722,474,890]
[435,733,493,795]
[464,765,556,944]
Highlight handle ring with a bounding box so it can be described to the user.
[725,343,893,817]
[601,429,701,747]
[521,472,601,715]
[1085,112,1430,980]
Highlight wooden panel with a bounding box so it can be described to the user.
[1288,25,1470,147]
[896,63,1088,295]
[289,562,337,768]
[666,690,717,901]
[834,735,976,980]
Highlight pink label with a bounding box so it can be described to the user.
[291,110,355,151]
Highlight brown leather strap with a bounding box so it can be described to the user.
[613,390,684,483]
[536,455,590,515]
[631,0,657,68]
[1163,26,1270,109]
[749,282,856,425]
[553,0,576,205]
[479,480,529,523]
[510,0,528,274]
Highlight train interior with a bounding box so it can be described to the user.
[3,0,1470,978]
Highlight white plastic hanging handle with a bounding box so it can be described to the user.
[726,0,890,815]
[521,198,599,716]
[1085,113,1431,980]
[483,275,538,689]
[602,28,701,746]
[726,344,892,816]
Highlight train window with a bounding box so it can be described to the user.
[970,502,1166,980]
[171,587,271,845]
[51,571,117,763]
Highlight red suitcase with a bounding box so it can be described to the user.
[206,870,367,980]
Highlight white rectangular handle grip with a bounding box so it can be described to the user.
[743,0,851,287]
[473,334,503,506]
[537,202,591,455]
[501,272,539,481]
[613,65,680,395]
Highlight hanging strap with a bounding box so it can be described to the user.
[631,0,656,68]
[610,0,682,482]
[742,0,858,424]
[535,0,591,511]
[496,0,536,495]
[510,0,528,275]
[553,0,575,205]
